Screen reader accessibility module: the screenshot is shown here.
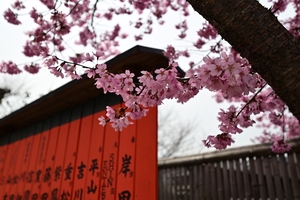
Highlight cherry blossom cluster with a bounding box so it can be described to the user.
[2,0,300,152]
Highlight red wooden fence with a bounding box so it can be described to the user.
[0,45,166,200]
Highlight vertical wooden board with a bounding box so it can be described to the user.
[134,106,158,200]
[99,108,120,200]
[22,121,43,199]
[181,166,190,200]
[15,125,35,198]
[50,109,71,198]
[0,135,8,198]
[84,95,108,200]
[210,163,217,200]
[165,168,170,199]
[279,154,292,199]
[0,135,9,197]
[1,131,22,198]
[38,114,61,198]
[60,105,82,198]
[178,166,184,199]
[7,131,28,197]
[71,99,95,199]
[235,159,244,199]
[229,160,237,200]
[204,163,210,199]
[30,118,52,198]
[242,158,251,199]
[271,156,283,200]
[222,161,230,200]
[256,157,267,200]
[198,164,205,200]
[173,166,178,200]
[158,168,164,200]
[249,157,259,199]
[296,153,300,180]
[115,121,137,200]
[192,165,199,200]
[287,153,300,198]
[189,166,194,200]
[263,157,275,199]
[0,135,9,176]
[216,161,224,199]
[95,94,123,200]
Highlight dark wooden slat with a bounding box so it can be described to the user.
[271,156,284,200]
[235,158,244,199]
[249,157,259,199]
[210,163,217,200]
[242,158,251,199]
[288,153,300,199]
[198,163,205,199]
[279,154,293,199]
[263,157,275,199]
[183,167,189,200]
[165,168,171,200]
[192,165,199,199]
[222,160,230,200]
[188,166,194,200]
[204,163,211,199]
[296,153,300,180]
[171,167,177,200]
[229,160,237,200]
[216,161,224,199]
[256,157,267,200]
[158,169,164,200]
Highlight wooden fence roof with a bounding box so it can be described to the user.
[0,45,168,135]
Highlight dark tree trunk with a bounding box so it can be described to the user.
[187,0,300,120]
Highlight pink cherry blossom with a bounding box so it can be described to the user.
[202,133,235,150]
[12,1,25,10]
[1,0,299,153]
[24,63,40,74]
[271,139,291,153]
[4,8,21,25]
[0,61,22,74]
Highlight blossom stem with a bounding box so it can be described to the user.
[236,83,267,117]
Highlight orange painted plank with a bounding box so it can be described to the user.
[50,110,71,198]
[1,132,21,198]
[115,120,137,200]
[30,119,52,199]
[60,106,82,197]
[134,106,158,200]
[38,115,61,198]
[22,122,43,198]
[71,99,95,200]
[7,131,28,197]
[0,135,10,196]
[0,135,9,174]
[84,96,109,200]
[99,104,122,200]
[15,126,36,198]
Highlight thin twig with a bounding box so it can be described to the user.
[55,56,93,69]
[236,83,267,117]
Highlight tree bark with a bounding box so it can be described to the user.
[187,0,300,120]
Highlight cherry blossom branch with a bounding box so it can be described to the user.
[54,56,93,69]
[91,0,100,31]
[236,83,267,117]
